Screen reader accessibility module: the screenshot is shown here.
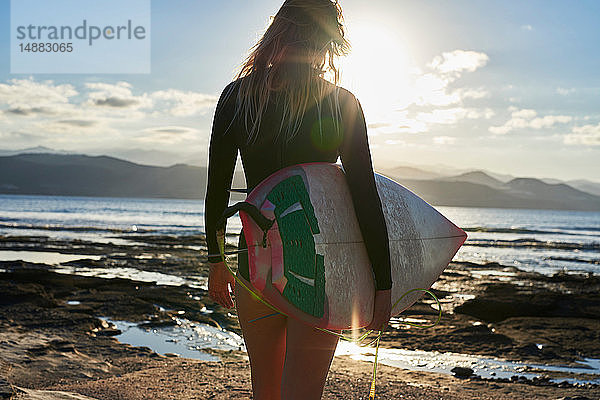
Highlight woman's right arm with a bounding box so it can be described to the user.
[204,83,238,308]
[205,83,238,260]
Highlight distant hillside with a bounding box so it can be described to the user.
[1,153,599,211]
[388,176,600,211]
[441,171,507,190]
[505,178,599,209]
[566,179,600,197]
[0,146,72,157]
[0,153,245,199]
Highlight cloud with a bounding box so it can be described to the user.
[475,108,496,119]
[138,126,200,144]
[396,122,428,134]
[529,115,573,129]
[357,49,491,139]
[4,106,56,116]
[490,108,573,134]
[146,126,197,135]
[0,77,220,151]
[150,90,218,116]
[413,73,459,106]
[511,108,537,119]
[0,130,42,141]
[94,97,140,108]
[433,136,457,145]
[56,119,97,127]
[85,81,151,110]
[564,123,600,146]
[387,107,492,135]
[368,122,392,129]
[384,139,406,146]
[428,50,489,75]
[557,87,576,96]
[521,25,534,31]
[83,82,218,116]
[415,107,494,126]
[0,78,79,119]
[412,81,489,108]
[0,78,77,107]
[85,82,134,96]
[417,108,466,125]
[457,88,490,100]
[408,50,490,113]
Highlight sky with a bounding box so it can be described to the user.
[0,0,599,181]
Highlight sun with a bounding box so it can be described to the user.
[338,23,414,127]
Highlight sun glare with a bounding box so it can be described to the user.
[339,24,414,125]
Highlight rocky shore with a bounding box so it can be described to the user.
[0,233,599,399]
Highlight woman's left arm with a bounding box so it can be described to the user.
[205,83,238,308]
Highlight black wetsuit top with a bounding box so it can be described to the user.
[204,79,392,290]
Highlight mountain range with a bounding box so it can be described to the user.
[1,152,599,211]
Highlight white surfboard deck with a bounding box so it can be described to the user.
[239,163,466,330]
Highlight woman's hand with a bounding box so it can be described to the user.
[366,289,392,331]
[208,261,235,309]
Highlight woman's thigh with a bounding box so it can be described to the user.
[281,317,339,400]
[235,279,287,399]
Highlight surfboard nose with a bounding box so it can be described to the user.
[452,222,468,249]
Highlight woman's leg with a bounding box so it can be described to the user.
[235,280,287,400]
[281,317,339,399]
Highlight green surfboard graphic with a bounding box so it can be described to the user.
[267,175,325,318]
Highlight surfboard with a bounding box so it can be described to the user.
[237,162,467,330]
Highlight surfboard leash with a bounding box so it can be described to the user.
[216,233,442,400]
[369,330,382,400]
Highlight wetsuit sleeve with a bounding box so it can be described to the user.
[205,83,238,263]
[339,95,392,290]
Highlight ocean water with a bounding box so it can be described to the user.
[0,194,598,275]
[2,195,599,383]
[437,206,600,275]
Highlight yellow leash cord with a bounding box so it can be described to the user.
[217,234,442,399]
[369,330,382,400]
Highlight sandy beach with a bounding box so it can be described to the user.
[1,232,599,400]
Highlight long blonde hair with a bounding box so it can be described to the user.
[234,0,350,145]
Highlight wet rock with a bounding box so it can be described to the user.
[138,319,178,328]
[0,281,57,308]
[61,259,104,268]
[49,339,77,353]
[448,324,513,346]
[455,282,600,323]
[531,375,551,386]
[450,367,473,378]
[27,344,50,356]
[0,377,15,399]
[516,343,542,356]
[94,328,121,337]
